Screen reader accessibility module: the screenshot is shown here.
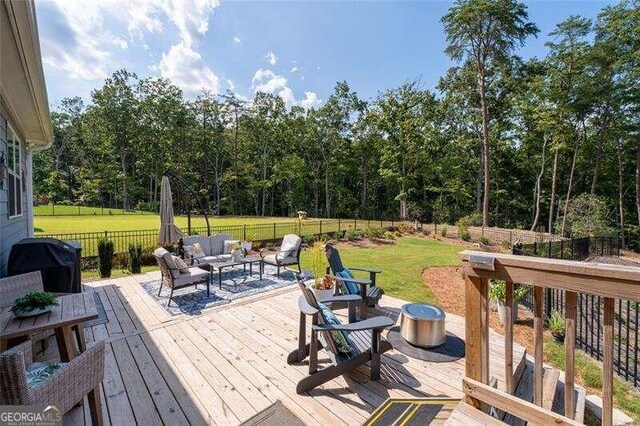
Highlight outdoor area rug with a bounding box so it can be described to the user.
[140,264,305,315]
[386,326,465,362]
[240,401,304,426]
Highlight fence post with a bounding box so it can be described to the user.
[243,224,247,241]
[319,220,323,237]
[338,218,341,232]
[391,219,394,228]
[354,219,357,230]
[533,242,537,255]
[273,223,276,240]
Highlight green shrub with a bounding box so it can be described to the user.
[345,228,364,241]
[457,213,483,227]
[480,235,490,245]
[489,280,530,302]
[460,230,471,241]
[546,310,566,333]
[501,240,511,249]
[98,238,114,278]
[140,246,157,266]
[302,235,316,246]
[456,217,471,241]
[440,226,448,237]
[128,244,143,274]
[365,227,385,239]
[136,201,160,213]
[384,230,396,240]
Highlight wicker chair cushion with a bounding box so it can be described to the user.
[317,302,351,353]
[276,235,301,261]
[26,362,66,388]
[336,268,359,295]
[173,268,209,286]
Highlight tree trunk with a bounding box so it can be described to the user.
[120,144,128,211]
[324,168,331,218]
[548,147,559,234]
[530,136,547,231]
[478,68,490,228]
[561,123,584,236]
[617,139,626,248]
[636,139,640,230]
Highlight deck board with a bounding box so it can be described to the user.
[34,273,530,425]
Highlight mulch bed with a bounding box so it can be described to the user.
[422,266,542,359]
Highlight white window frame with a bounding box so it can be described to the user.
[7,123,22,219]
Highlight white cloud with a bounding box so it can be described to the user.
[233,36,242,45]
[227,79,236,91]
[265,52,277,66]
[41,0,219,85]
[154,43,220,94]
[299,92,322,110]
[290,66,300,73]
[251,68,321,110]
[252,69,287,93]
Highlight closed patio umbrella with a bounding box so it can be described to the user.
[158,175,184,246]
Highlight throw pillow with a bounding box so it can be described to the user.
[336,268,360,295]
[223,240,241,254]
[173,256,189,273]
[190,243,206,259]
[276,237,300,261]
[26,362,65,388]
[317,302,352,353]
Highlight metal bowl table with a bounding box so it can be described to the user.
[400,303,446,348]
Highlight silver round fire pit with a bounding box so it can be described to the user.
[400,303,446,348]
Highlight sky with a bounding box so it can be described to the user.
[35,0,615,110]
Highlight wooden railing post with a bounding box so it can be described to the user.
[565,291,577,419]
[464,274,489,408]
[603,297,614,426]
[505,281,514,394]
[534,286,544,406]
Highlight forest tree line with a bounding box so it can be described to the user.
[33,0,639,248]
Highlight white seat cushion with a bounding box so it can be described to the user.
[174,268,209,286]
[263,253,298,266]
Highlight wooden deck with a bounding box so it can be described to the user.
[39,272,527,425]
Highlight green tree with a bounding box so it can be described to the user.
[442,0,538,227]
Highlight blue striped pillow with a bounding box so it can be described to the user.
[317,302,351,353]
[336,268,359,295]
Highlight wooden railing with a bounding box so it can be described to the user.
[458,251,640,425]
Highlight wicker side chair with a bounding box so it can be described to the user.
[0,340,105,424]
[0,272,55,352]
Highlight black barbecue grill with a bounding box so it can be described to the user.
[8,238,82,293]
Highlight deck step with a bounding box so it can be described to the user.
[550,378,587,423]
[542,368,560,410]
[445,401,506,425]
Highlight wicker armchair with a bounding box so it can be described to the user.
[0,340,105,424]
[0,272,53,352]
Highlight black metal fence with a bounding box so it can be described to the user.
[514,237,638,389]
[513,236,621,261]
[36,218,397,258]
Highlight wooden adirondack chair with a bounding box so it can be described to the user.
[324,243,384,319]
[287,278,394,394]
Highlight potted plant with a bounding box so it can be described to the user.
[489,280,530,324]
[307,241,334,301]
[547,310,566,343]
[230,241,244,261]
[11,291,59,318]
[242,232,256,254]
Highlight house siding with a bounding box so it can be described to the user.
[0,107,29,277]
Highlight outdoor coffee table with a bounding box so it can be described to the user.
[206,256,264,289]
[0,293,98,361]
[399,303,446,348]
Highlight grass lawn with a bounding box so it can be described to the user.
[300,236,461,304]
[35,215,305,234]
[34,205,154,216]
